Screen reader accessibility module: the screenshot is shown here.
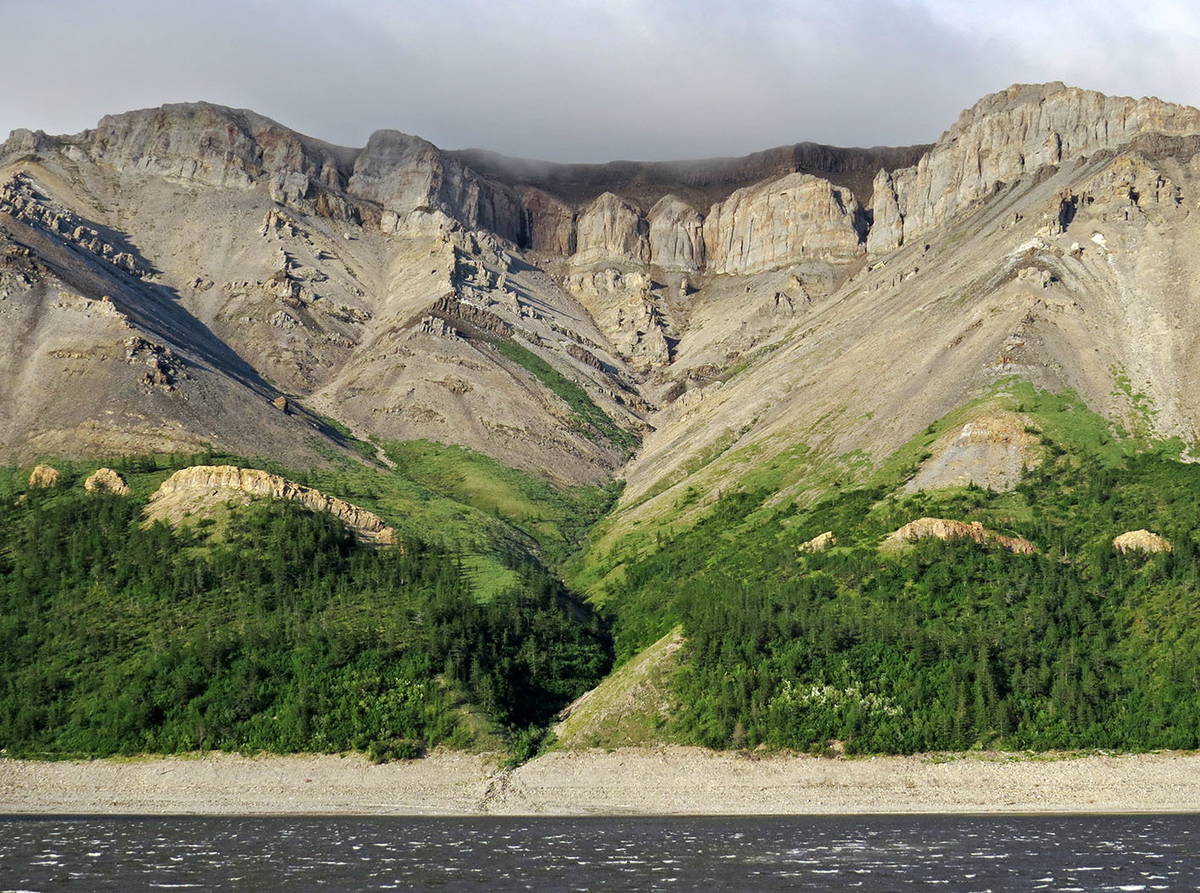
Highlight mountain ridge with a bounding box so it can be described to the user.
[8,82,1200,759]
[2,82,1199,491]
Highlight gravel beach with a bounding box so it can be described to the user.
[4,748,1200,815]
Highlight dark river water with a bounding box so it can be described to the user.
[1,813,1197,891]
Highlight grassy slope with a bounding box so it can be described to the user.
[0,441,620,759]
[568,377,1157,604]
[572,380,1200,752]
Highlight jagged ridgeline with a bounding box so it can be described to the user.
[6,81,1200,756]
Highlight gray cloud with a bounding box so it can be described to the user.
[2,0,1198,162]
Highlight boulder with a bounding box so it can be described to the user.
[1113,529,1172,554]
[28,464,59,488]
[799,531,836,553]
[84,467,130,495]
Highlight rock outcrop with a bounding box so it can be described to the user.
[865,168,903,253]
[83,103,359,221]
[647,195,705,271]
[350,130,520,239]
[519,188,576,254]
[148,466,395,545]
[1,174,144,275]
[884,517,1035,554]
[28,464,60,488]
[876,83,1200,249]
[799,531,836,553]
[905,413,1040,493]
[703,173,866,274]
[563,268,670,369]
[572,193,650,266]
[1113,529,1172,554]
[84,467,129,495]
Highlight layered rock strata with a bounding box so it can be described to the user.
[870,82,1200,250]
[885,518,1035,554]
[149,465,395,545]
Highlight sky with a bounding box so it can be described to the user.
[2,0,1199,163]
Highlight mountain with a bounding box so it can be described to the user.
[6,82,1200,757]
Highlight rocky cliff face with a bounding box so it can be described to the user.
[572,193,650,265]
[647,195,704,271]
[351,129,522,239]
[703,173,867,274]
[6,83,1200,507]
[874,83,1200,249]
[148,465,395,544]
[82,103,360,222]
[885,518,1035,554]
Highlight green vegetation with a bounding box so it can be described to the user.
[0,483,608,758]
[598,391,1200,753]
[383,440,622,568]
[491,339,639,455]
[9,381,1200,760]
[552,626,683,751]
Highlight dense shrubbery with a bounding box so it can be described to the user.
[607,440,1200,753]
[0,489,608,757]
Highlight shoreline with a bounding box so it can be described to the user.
[4,747,1200,817]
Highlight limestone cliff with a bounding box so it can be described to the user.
[703,173,866,274]
[148,465,395,545]
[571,193,650,266]
[875,83,1200,249]
[519,188,576,254]
[884,518,1035,554]
[647,195,705,271]
[81,102,360,221]
[350,130,521,239]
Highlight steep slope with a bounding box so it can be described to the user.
[583,83,1200,574]
[5,83,1200,505]
[0,105,648,484]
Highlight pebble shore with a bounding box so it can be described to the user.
[5,748,1200,815]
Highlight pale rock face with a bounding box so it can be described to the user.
[1113,529,1172,554]
[82,103,359,221]
[885,517,1035,555]
[703,173,866,274]
[149,465,395,545]
[798,531,836,553]
[866,168,904,253]
[519,188,576,254]
[88,103,264,189]
[572,193,650,265]
[348,130,521,240]
[890,83,1200,244]
[28,464,59,488]
[647,195,705,271]
[84,467,130,495]
[564,268,669,370]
